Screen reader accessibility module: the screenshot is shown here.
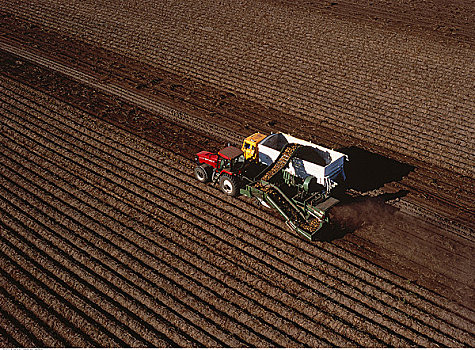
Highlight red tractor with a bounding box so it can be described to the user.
[194,145,247,196]
[193,133,347,240]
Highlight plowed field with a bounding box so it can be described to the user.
[0,0,474,347]
[1,75,473,347]
[2,0,474,176]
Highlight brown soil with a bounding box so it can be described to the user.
[0,13,473,227]
[0,0,474,347]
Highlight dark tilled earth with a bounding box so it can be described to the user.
[0,0,474,347]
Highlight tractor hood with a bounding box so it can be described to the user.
[196,151,218,163]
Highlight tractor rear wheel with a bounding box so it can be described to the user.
[219,174,239,196]
[194,164,212,183]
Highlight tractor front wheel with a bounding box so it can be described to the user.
[194,164,212,183]
[219,174,239,196]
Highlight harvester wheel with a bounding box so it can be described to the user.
[194,164,212,183]
[219,174,239,196]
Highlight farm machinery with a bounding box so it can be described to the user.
[194,132,347,240]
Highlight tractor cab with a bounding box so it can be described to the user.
[218,146,246,173]
[241,132,267,161]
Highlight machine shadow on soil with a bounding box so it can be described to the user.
[338,146,415,192]
[318,146,415,242]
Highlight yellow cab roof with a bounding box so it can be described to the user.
[245,132,267,145]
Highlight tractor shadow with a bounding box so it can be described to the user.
[316,146,414,242]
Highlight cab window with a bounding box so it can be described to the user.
[232,154,245,169]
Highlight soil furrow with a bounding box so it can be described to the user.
[0,95,468,344]
[0,285,48,347]
[1,81,474,318]
[0,113,295,346]
[0,157,304,348]
[0,199,161,347]
[0,94,392,346]
[3,29,473,157]
[0,228,129,346]
[15,2,473,124]
[0,295,47,347]
[0,150,255,347]
[0,315,23,348]
[0,266,86,347]
[0,108,472,346]
[1,85,474,344]
[0,109,331,347]
[0,165,233,347]
[0,285,62,347]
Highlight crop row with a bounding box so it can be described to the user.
[0,78,473,346]
[3,76,473,326]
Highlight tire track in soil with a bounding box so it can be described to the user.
[3,28,473,150]
[1,79,474,344]
[8,0,473,125]
[0,56,472,250]
[1,54,471,243]
[2,2,472,221]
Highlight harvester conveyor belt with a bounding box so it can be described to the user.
[249,143,326,239]
[258,143,301,183]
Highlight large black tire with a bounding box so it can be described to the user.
[219,174,239,196]
[194,164,212,183]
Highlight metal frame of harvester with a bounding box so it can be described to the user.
[194,132,347,240]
